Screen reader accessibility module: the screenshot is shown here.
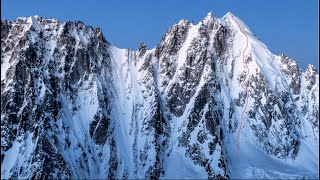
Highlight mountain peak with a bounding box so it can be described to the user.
[201,12,215,25]
[1,14,318,180]
[223,11,236,19]
[177,19,190,26]
[306,64,317,73]
[26,15,43,31]
[204,12,214,20]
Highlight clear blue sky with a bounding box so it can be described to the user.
[1,0,318,69]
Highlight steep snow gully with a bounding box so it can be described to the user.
[231,15,250,157]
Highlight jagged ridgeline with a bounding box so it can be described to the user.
[1,13,318,179]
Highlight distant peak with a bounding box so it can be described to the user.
[26,15,43,31]
[223,12,245,22]
[202,12,215,24]
[205,12,214,19]
[280,53,287,58]
[222,11,253,35]
[222,11,238,20]
[306,64,317,72]
[225,11,234,17]
[27,15,40,21]
[178,19,190,26]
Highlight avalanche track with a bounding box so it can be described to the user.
[231,15,250,157]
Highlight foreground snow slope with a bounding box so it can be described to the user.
[1,12,318,179]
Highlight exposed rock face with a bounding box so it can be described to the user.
[1,13,318,179]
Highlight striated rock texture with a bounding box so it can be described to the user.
[1,13,318,179]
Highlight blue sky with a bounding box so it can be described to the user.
[1,0,318,69]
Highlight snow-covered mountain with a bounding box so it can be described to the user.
[1,12,318,179]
